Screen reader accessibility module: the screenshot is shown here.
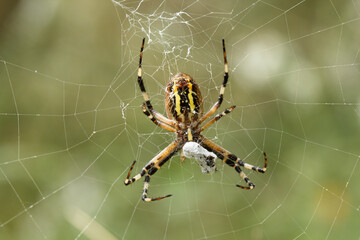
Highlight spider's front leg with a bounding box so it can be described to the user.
[124,140,183,202]
[142,174,172,202]
[199,136,267,189]
[141,141,183,201]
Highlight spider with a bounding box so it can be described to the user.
[124,38,268,202]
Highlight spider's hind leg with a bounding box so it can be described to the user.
[142,103,176,132]
[198,39,229,124]
[137,38,176,127]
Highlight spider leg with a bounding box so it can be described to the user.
[198,136,267,189]
[137,38,176,127]
[124,140,183,201]
[142,103,176,133]
[239,152,267,173]
[124,140,181,185]
[200,105,236,132]
[198,39,229,125]
[180,149,186,162]
[149,110,177,127]
[142,174,172,202]
[142,141,185,201]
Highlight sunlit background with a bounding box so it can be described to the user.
[1,0,359,239]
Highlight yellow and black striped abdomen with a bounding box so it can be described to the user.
[165,73,203,124]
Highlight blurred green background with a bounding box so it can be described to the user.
[0,0,359,239]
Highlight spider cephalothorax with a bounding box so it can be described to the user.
[124,38,267,202]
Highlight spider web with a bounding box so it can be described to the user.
[0,0,360,239]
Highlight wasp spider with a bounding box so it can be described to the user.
[124,39,267,202]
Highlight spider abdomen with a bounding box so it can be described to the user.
[165,73,203,124]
